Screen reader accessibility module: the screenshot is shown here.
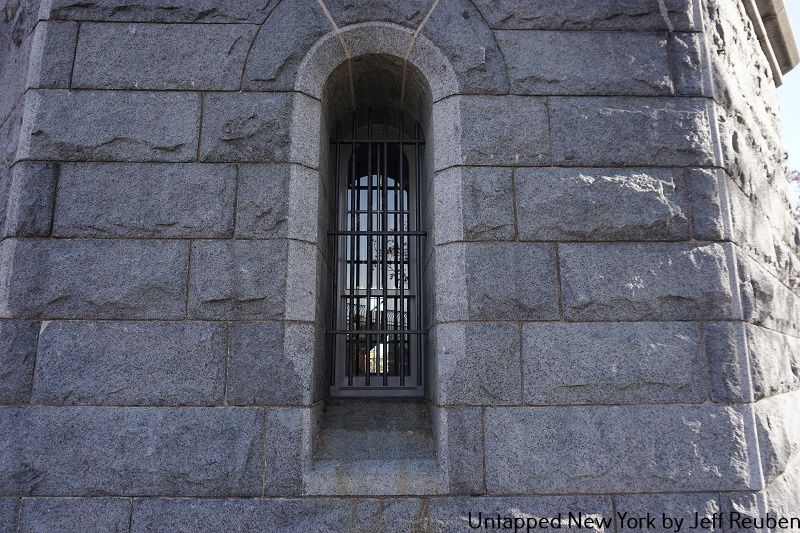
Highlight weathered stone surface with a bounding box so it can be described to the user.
[687,168,731,241]
[523,322,705,405]
[423,495,613,532]
[485,405,755,493]
[764,457,800,519]
[131,497,424,532]
[753,390,800,484]
[236,164,318,241]
[46,0,276,22]
[433,166,515,244]
[53,163,236,238]
[431,406,484,494]
[738,253,800,338]
[18,90,200,162]
[31,321,226,405]
[472,0,696,30]
[0,407,265,496]
[670,32,706,96]
[727,179,777,269]
[188,240,287,320]
[3,162,57,237]
[19,498,130,533]
[550,97,714,167]
[0,23,33,130]
[746,324,800,400]
[73,23,257,90]
[435,242,559,321]
[0,238,189,319]
[616,493,719,533]
[227,322,315,405]
[25,21,78,89]
[560,243,734,321]
[498,31,672,95]
[718,491,768,533]
[0,498,16,533]
[0,321,38,404]
[327,0,428,27]
[516,167,690,241]
[705,322,751,403]
[264,407,310,496]
[434,322,521,405]
[434,96,550,169]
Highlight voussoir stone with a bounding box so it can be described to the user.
[19,498,130,533]
[498,31,673,95]
[0,238,189,319]
[523,322,706,405]
[515,167,690,241]
[0,406,265,496]
[46,0,276,23]
[560,242,735,321]
[53,163,236,238]
[32,321,226,405]
[18,90,200,162]
[0,320,38,404]
[73,23,257,90]
[484,405,755,493]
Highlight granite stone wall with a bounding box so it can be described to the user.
[0,0,797,530]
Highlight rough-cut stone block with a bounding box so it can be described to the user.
[424,495,613,532]
[18,90,200,162]
[25,21,78,89]
[516,167,690,241]
[3,162,57,237]
[227,322,314,405]
[47,0,275,22]
[53,163,236,238]
[0,407,265,496]
[264,407,311,496]
[705,322,751,404]
[472,0,696,30]
[433,166,515,244]
[738,253,800,338]
[0,498,15,533]
[616,493,719,533]
[436,243,559,321]
[19,498,130,533]
[550,97,714,167]
[560,243,734,321]
[523,322,705,405]
[435,96,550,169]
[434,323,521,405]
[687,168,731,241]
[131,497,424,532]
[432,406,485,494]
[718,492,768,533]
[747,324,800,400]
[327,0,428,27]
[485,405,756,493]
[236,164,318,241]
[0,321,38,404]
[0,238,188,319]
[753,391,800,484]
[32,321,226,405]
[498,31,672,95]
[670,32,706,96]
[188,240,287,320]
[73,23,256,90]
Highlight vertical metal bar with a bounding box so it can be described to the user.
[348,111,357,386]
[415,121,423,387]
[330,121,342,386]
[365,109,372,386]
[382,109,389,385]
[398,112,406,386]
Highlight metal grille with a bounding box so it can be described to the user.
[328,109,426,396]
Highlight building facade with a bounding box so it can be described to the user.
[1,0,799,530]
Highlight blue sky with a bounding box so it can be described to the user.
[779,3,800,172]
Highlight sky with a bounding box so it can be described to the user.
[779,3,800,172]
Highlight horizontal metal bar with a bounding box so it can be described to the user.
[330,139,424,144]
[329,230,427,236]
[327,330,425,335]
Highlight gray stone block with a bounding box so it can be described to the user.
[25,21,78,89]
[31,321,226,405]
[0,320,38,404]
[0,406,265,496]
[73,23,257,90]
[435,243,559,321]
[616,493,719,533]
[327,0,429,27]
[264,407,311,496]
[4,162,57,237]
[560,243,735,321]
[670,32,706,96]
[738,253,800,338]
[19,498,130,533]
[516,167,690,241]
[687,168,732,241]
[747,324,800,400]
[434,322,521,405]
[53,163,236,238]
[47,0,275,22]
[433,166,515,244]
[188,240,287,320]
[550,97,715,167]
[705,322,751,403]
[432,406,485,494]
[718,491,769,533]
[472,0,696,30]
[753,391,800,484]
[523,322,706,405]
[0,498,15,533]
[227,322,314,405]
[236,164,318,241]
[498,31,672,95]
[0,238,189,319]
[131,497,424,532]
[18,90,200,162]
[484,405,756,493]
[423,495,613,532]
